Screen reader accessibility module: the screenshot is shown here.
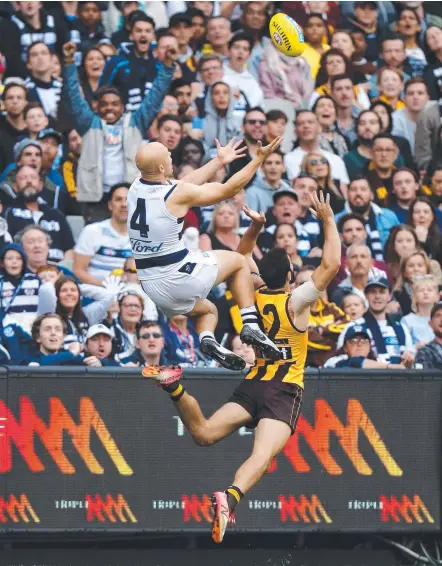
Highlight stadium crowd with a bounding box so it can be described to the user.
[0,0,442,371]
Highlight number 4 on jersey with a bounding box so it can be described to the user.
[130,198,149,238]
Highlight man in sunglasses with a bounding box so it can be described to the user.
[228,107,268,187]
[324,324,407,369]
[130,135,283,370]
[120,320,167,367]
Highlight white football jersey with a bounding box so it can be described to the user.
[127,178,186,279]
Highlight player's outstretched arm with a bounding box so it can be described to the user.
[174,137,283,207]
[236,205,266,289]
[290,192,341,320]
[180,138,247,185]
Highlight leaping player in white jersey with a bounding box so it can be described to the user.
[127,136,284,370]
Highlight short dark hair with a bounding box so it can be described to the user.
[404,76,429,95]
[295,109,315,126]
[331,73,354,89]
[136,320,163,339]
[156,29,175,41]
[171,78,192,93]
[228,31,253,52]
[349,174,373,190]
[128,10,155,30]
[109,182,131,200]
[2,82,28,102]
[381,32,405,46]
[243,106,266,124]
[78,1,101,11]
[24,102,46,119]
[372,132,397,146]
[263,149,284,161]
[338,213,366,233]
[95,85,123,104]
[31,313,66,342]
[186,7,206,21]
[260,248,292,290]
[27,41,52,62]
[305,12,326,26]
[266,109,288,123]
[158,114,182,130]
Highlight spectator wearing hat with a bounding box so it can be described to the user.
[222,31,264,119]
[100,11,157,112]
[0,242,41,333]
[83,323,119,367]
[415,302,442,369]
[345,1,382,62]
[37,127,65,187]
[0,138,64,211]
[3,165,74,264]
[324,324,407,369]
[118,320,168,367]
[257,188,313,259]
[0,83,29,173]
[338,276,415,366]
[62,40,176,223]
[27,313,83,366]
[168,12,197,72]
[246,150,290,213]
[24,41,62,120]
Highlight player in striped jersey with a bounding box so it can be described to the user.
[144,192,341,543]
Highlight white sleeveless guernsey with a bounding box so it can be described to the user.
[127,178,188,280]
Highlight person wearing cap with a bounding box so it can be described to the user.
[62,40,177,221]
[27,313,84,367]
[0,137,64,211]
[415,303,442,369]
[100,11,157,112]
[222,31,264,114]
[168,12,197,71]
[4,165,75,265]
[257,187,313,260]
[345,2,383,62]
[325,324,407,369]
[118,320,168,367]
[246,150,290,213]
[338,276,415,366]
[83,324,119,367]
[24,41,62,120]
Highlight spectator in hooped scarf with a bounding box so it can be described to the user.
[0,243,40,333]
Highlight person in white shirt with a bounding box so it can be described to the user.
[73,183,132,286]
[392,77,429,152]
[222,31,264,128]
[285,110,350,185]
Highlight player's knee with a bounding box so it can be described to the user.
[191,425,216,447]
[252,450,274,471]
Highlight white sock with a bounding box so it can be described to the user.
[240,306,260,330]
[199,330,216,342]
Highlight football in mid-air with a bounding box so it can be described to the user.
[269,13,305,57]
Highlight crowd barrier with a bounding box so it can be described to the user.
[0,367,441,534]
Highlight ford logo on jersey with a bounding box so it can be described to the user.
[130,239,164,254]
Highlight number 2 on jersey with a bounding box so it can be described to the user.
[263,304,280,340]
[130,198,149,238]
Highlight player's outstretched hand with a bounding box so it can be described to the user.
[243,204,266,225]
[309,190,334,222]
[215,137,247,165]
[256,136,283,163]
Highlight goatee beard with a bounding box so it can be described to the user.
[350,204,369,215]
